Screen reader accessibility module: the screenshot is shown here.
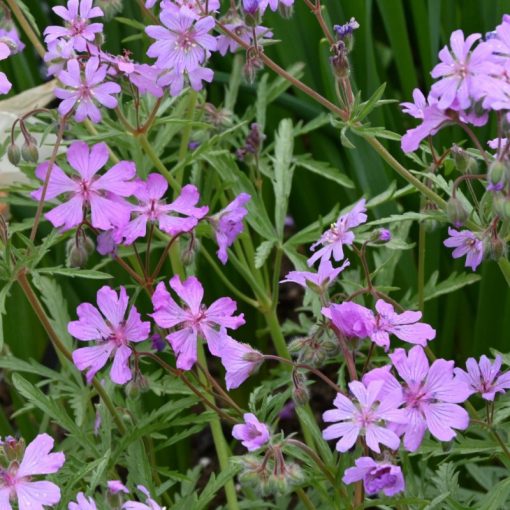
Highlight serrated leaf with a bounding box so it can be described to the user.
[255,240,276,269]
[294,154,354,188]
[273,119,294,239]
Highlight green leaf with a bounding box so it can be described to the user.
[478,476,510,510]
[340,127,355,149]
[36,267,113,279]
[293,154,354,188]
[255,240,276,269]
[272,119,295,239]
[355,82,387,121]
[114,16,147,30]
[17,0,41,35]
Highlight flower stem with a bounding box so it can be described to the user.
[16,269,127,435]
[196,345,240,510]
[138,134,181,193]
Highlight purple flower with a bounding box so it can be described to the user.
[151,275,245,370]
[370,299,436,351]
[232,413,270,451]
[334,18,360,39]
[218,335,263,390]
[378,228,391,242]
[55,58,121,123]
[158,65,214,97]
[217,21,272,56]
[281,258,349,292]
[322,380,406,453]
[430,30,496,110]
[365,346,470,451]
[0,27,25,53]
[118,174,208,245]
[69,492,97,510]
[0,42,12,95]
[44,0,104,52]
[242,0,261,15]
[212,193,251,265]
[322,301,375,339]
[146,10,216,72]
[258,0,294,13]
[123,485,163,510]
[342,457,405,497]
[0,434,65,509]
[107,480,129,495]
[32,141,136,231]
[44,39,75,77]
[308,199,367,267]
[96,230,118,257]
[443,227,484,271]
[68,286,151,384]
[455,355,510,401]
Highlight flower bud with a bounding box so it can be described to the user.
[7,144,21,165]
[492,192,507,217]
[451,145,476,173]
[447,197,468,227]
[278,3,293,18]
[488,235,507,260]
[488,160,506,191]
[292,371,310,406]
[66,235,95,268]
[1,436,24,462]
[182,237,198,266]
[21,141,39,163]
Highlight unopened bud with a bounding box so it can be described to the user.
[292,371,310,406]
[21,141,39,163]
[451,145,476,173]
[488,235,507,260]
[447,197,468,227]
[66,235,94,268]
[1,436,24,461]
[7,144,21,165]
[278,3,293,18]
[492,192,507,217]
[182,237,198,266]
[488,160,506,191]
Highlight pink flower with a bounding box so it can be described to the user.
[323,301,375,339]
[69,286,151,384]
[322,380,406,453]
[0,42,12,95]
[365,346,470,451]
[308,198,367,267]
[281,258,349,292]
[212,193,251,265]
[232,413,270,451]
[32,141,136,231]
[455,355,510,401]
[218,335,263,390]
[146,10,216,72]
[122,485,162,510]
[0,434,65,510]
[158,65,214,97]
[69,492,97,510]
[118,174,208,245]
[151,275,245,370]
[44,39,75,77]
[258,0,294,13]
[217,21,272,56]
[107,480,129,495]
[44,0,104,52]
[55,58,121,123]
[430,30,496,110]
[443,227,484,271]
[370,299,436,351]
[343,457,405,497]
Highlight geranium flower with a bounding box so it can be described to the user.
[69,286,150,384]
[32,141,136,231]
[151,275,245,369]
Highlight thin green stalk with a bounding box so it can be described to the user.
[197,345,240,510]
[417,213,426,311]
[139,134,181,193]
[271,246,283,312]
[200,247,260,308]
[16,270,127,435]
[175,90,199,191]
[497,257,510,288]
[296,488,318,510]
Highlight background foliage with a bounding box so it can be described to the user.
[1,0,510,502]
